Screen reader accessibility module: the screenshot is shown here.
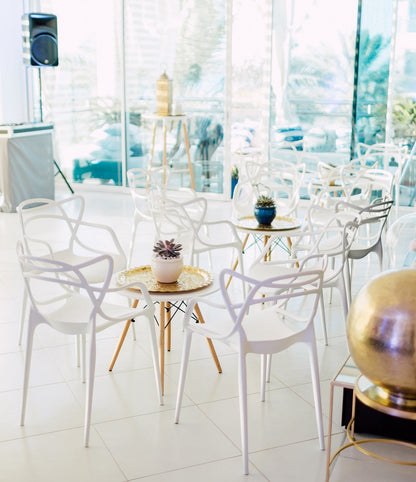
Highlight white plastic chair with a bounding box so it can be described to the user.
[17,195,127,346]
[126,167,196,267]
[174,267,325,475]
[248,214,360,344]
[356,143,408,213]
[150,195,245,278]
[385,212,416,269]
[247,160,305,218]
[126,168,154,268]
[17,244,162,447]
[336,198,393,302]
[309,162,372,209]
[361,168,394,202]
[231,178,256,219]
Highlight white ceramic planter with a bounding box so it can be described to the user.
[151,256,184,283]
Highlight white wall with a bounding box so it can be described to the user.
[0,0,29,123]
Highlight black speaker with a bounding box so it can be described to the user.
[22,13,58,67]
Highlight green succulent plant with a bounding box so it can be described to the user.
[153,239,183,259]
[255,195,276,208]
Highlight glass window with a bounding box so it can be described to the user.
[124,0,226,193]
[270,0,358,170]
[353,0,393,150]
[30,0,124,186]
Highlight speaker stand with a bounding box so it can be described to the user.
[38,68,74,195]
[54,159,74,194]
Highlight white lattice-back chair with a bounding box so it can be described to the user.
[17,244,162,447]
[150,195,244,278]
[336,197,394,302]
[174,267,325,475]
[17,195,127,346]
[248,212,360,344]
[357,142,408,213]
[127,166,196,267]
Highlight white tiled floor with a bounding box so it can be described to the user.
[0,185,415,481]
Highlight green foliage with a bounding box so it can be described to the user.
[392,97,416,137]
[231,165,239,179]
[255,195,276,208]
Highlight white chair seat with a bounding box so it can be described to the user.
[45,249,125,283]
[243,307,300,344]
[41,296,140,334]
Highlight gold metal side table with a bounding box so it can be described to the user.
[109,265,222,395]
[326,365,416,481]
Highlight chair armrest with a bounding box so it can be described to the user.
[74,220,126,258]
[335,200,361,212]
[107,281,154,308]
[24,236,55,257]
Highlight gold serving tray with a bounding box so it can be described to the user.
[116,265,212,293]
[236,215,302,231]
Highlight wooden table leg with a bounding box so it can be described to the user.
[194,303,222,373]
[226,233,249,289]
[264,234,271,261]
[159,302,166,395]
[286,236,299,267]
[166,301,171,351]
[109,298,139,371]
[182,122,195,190]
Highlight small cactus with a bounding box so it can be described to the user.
[255,195,276,208]
[153,239,183,259]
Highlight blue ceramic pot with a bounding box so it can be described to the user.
[254,206,276,226]
[231,177,238,198]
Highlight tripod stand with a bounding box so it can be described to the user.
[38,68,74,194]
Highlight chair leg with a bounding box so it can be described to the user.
[319,293,328,346]
[237,251,246,297]
[130,320,137,341]
[238,351,249,475]
[266,353,272,383]
[146,315,163,406]
[84,334,96,447]
[18,290,28,345]
[339,277,349,323]
[344,259,352,307]
[81,334,86,383]
[260,354,266,402]
[307,340,325,450]
[329,257,335,304]
[174,330,193,423]
[20,320,36,426]
[127,219,138,268]
[374,240,383,272]
[76,334,81,367]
